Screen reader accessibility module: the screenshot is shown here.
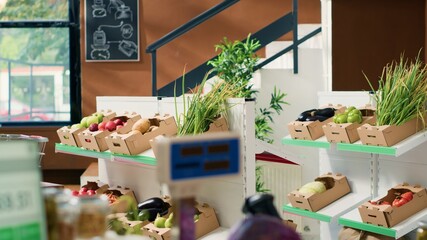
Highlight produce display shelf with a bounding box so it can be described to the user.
[281,136,331,149]
[338,207,427,238]
[282,193,369,223]
[337,130,427,157]
[55,143,157,166]
[55,143,111,159]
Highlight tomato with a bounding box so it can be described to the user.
[401,192,413,202]
[392,197,409,207]
[369,200,391,206]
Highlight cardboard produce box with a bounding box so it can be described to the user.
[357,113,427,147]
[57,110,116,147]
[78,112,141,152]
[205,116,229,133]
[141,202,219,240]
[323,106,376,143]
[358,183,427,228]
[288,105,345,141]
[288,173,351,212]
[105,114,177,155]
[102,185,138,213]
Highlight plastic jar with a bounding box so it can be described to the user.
[75,194,110,240]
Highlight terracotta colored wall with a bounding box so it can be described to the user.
[80,0,321,116]
[332,0,426,91]
[0,0,320,170]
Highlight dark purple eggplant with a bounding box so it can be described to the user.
[138,207,170,221]
[297,109,318,121]
[315,108,335,118]
[315,115,329,122]
[305,116,318,121]
[138,197,167,211]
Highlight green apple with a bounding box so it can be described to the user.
[86,115,99,126]
[93,112,104,123]
[154,216,167,228]
[71,123,83,129]
[165,213,174,228]
[80,117,89,128]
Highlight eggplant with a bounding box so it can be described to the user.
[305,116,318,122]
[315,108,335,118]
[138,197,168,211]
[297,109,318,121]
[138,207,170,221]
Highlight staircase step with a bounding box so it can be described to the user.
[260,24,322,69]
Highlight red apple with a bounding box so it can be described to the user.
[89,123,99,132]
[113,119,124,126]
[105,121,117,131]
[98,121,107,131]
[71,190,79,196]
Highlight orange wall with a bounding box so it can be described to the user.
[80,0,321,116]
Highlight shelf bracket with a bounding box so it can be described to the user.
[370,153,379,198]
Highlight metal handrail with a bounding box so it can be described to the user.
[158,11,296,97]
[150,0,322,97]
[146,0,239,53]
[146,0,239,96]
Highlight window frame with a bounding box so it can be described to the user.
[0,0,81,127]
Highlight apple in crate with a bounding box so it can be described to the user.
[106,121,117,131]
[114,118,124,126]
[88,123,99,132]
[98,122,107,131]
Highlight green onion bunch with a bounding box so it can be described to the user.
[175,71,242,136]
[367,54,427,126]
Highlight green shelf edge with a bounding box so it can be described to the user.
[338,217,395,238]
[112,153,157,166]
[337,143,396,156]
[281,138,330,149]
[55,143,157,166]
[283,205,331,222]
[55,143,111,159]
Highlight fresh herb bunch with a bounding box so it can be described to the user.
[208,34,261,98]
[175,70,242,136]
[366,53,427,126]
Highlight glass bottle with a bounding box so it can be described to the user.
[416,221,427,240]
[75,194,110,240]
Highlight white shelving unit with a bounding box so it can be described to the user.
[281,92,427,240]
[56,97,256,233]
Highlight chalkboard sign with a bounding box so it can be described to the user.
[85,0,139,62]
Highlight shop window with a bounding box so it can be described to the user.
[0,0,80,126]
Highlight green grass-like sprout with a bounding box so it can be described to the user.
[366,53,427,126]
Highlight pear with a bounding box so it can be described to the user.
[154,213,167,228]
[165,213,174,228]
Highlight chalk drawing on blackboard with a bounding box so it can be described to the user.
[90,21,124,60]
[108,0,133,22]
[107,40,138,57]
[92,0,107,18]
[121,24,133,39]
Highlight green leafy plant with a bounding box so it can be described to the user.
[366,53,427,126]
[256,165,270,193]
[256,87,289,143]
[208,34,260,98]
[208,35,289,143]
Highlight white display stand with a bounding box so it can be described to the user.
[95,96,256,229]
[282,91,427,240]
